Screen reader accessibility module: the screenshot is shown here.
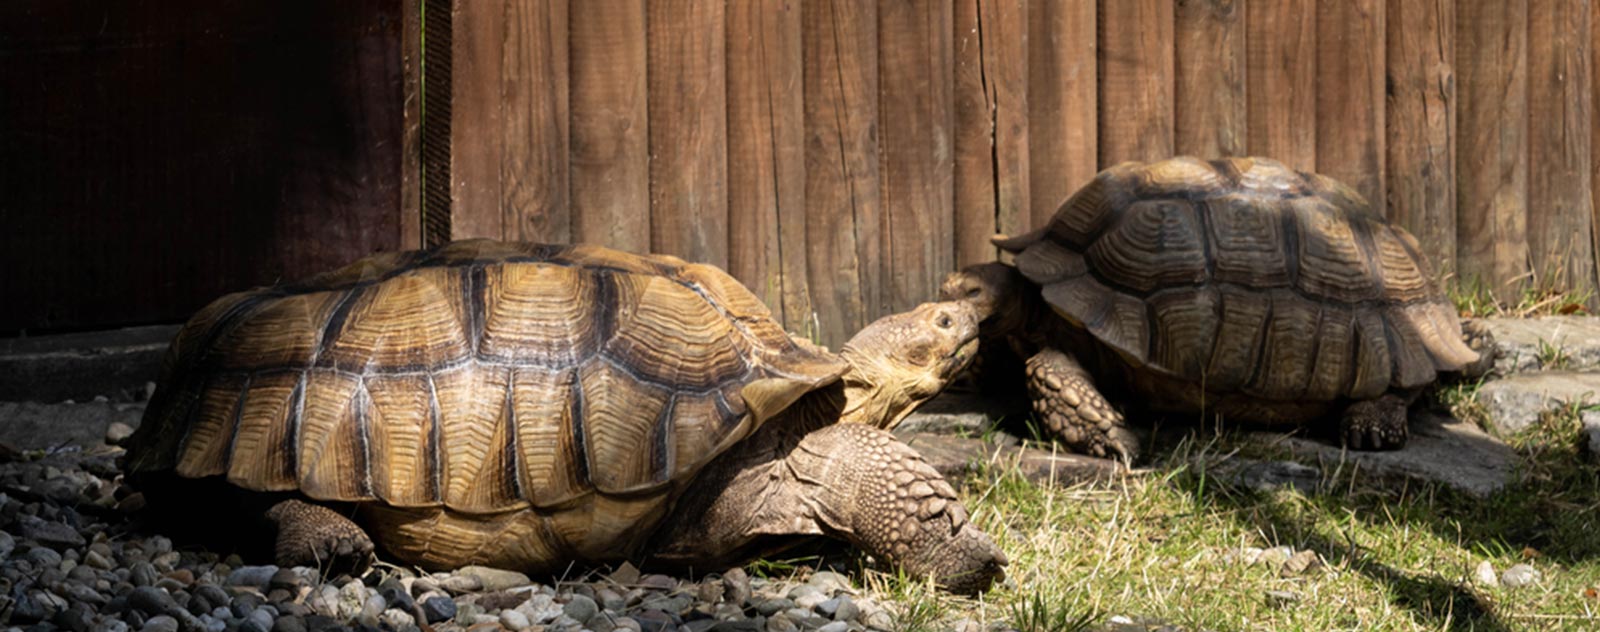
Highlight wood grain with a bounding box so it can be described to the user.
[1528,0,1595,296]
[1246,0,1316,169]
[1175,0,1245,158]
[803,0,881,347]
[1098,0,1175,166]
[1315,0,1385,207]
[1385,0,1455,274]
[1455,0,1529,295]
[955,0,1030,267]
[502,0,571,244]
[1029,0,1098,227]
[879,0,955,313]
[647,0,729,268]
[726,1,809,327]
[450,0,507,239]
[568,0,650,251]
[401,0,424,249]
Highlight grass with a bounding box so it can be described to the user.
[834,405,1600,631]
[1449,273,1592,319]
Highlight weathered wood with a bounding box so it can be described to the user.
[1029,0,1098,227]
[568,0,650,251]
[878,0,955,313]
[1316,0,1385,207]
[803,0,881,347]
[1385,0,1455,275]
[1528,0,1595,296]
[954,0,1030,267]
[0,0,406,332]
[401,0,424,249]
[726,1,809,327]
[450,0,506,239]
[647,0,729,268]
[423,0,454,245]
[1097,0,1175,166]
[1455,0,1529,295]
[1175,0,1245,158]
[1246,0,1316,169]
[503,0,570,243]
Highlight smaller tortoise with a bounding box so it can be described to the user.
[942,157,1483,457]
[126,240,1004,592]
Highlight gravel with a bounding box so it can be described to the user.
[0,444,896,631]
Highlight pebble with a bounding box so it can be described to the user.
[1501,563,1542,588]
[421,595,457,623]
[226,565,279,589]
[565,593,600,623]
[1474,561,1499,587]
[500,607,531,630]
[459,565,531,591]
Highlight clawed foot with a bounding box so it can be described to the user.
[1026,349,1139,460]
[1340,395,1409,450]
[266,499,375,573]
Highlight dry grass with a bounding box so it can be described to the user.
[1448,273,1592,319]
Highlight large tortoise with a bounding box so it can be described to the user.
[941,157,1482,458]
[125,240,1005,592]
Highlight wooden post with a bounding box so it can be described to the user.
[1455,0,1529,296]
[1385,0,1455,275]
[1029,0,1098,227]
[1527,0,1595,297]
[1175,0,1245,158]
[954,0,1030,267]
[647,0,729,267]
[503,0,571,243]
[1316,0,1386,208]
[1098,0,1175,166]
[1246,0,1316,169]
[568,0,651,252]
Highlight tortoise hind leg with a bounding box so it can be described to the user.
[1340,393,1410,450]
[1026,348,1138,460]
[265,499,375,572]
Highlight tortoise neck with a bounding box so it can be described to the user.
[836,352,919,429]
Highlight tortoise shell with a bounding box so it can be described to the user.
[127,240,842,530]
[1001,156,1477,401]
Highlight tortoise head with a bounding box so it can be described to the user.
[940,262,1029,334]
[837,300,981,429]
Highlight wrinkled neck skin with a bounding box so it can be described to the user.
[836,347,927,430]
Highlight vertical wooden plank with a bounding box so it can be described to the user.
[1098,0,1175,166]
[954,0,1031,267]
[450,0,506,239]
[647,0,729,267]
[1028,0,1097,226]
[879,0,955,313]
[569,0,650,251]
[401,0,423,248]
[726,1,809,326]
[1175,0,1246,158]
[1316,0,1385,207]
[1455,0,1528,295]
[1246,0,1316,169]
[1385,0,1455,274]
[503,0,570,244]
[422,0,454,246]
[803,0,881,347]
[1527,0,1595,295]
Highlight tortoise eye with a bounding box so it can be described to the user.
[965,287,982,299]
[937,315,954,329]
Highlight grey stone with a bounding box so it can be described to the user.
[500,608,531,630]
[1474,317,1600,376]
[1247,411,1516,497]
[1501,563,1542,588]
[457,565,530,592]
[754,598,794,617]
[0,530,13,559]
[225,566,279,589]
[0,324,178,403]
[142,615,180,632]
[861,611,894,631]
[1474,561,1498,587]
[894,393,1013,435]
[420,596,456,624]
[816,623,848,632]
[563,594,599,623]
[816,596,857,622]
[18,514,86,549]
[130,562,160,587]
[900,433,1122,486]
[804,571,849,595]
[1583,410,1600,457]
[721,569,751,605]
[1478,372,1600,434]
[271,616,307,632]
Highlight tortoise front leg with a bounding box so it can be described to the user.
[1026,348,1138,460]
[651,424,1006,594]
[265,499,375,573]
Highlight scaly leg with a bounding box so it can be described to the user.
[1026,348,1137,460]
[1340,394,1409,450]
[265,499,375,573]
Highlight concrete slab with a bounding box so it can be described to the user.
[1246,411,1517,497]
[898,433,1123,487]
[0,400,145,450]
[895,391,1024,435]
[0,325,178,403]
[1476,371,1600,434]
[1474,316,1600,375]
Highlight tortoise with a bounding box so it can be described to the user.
[125,239,1005,593]
[941,156,1484,458]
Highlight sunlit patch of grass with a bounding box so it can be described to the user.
[853,422,1600,631]
[1449,272,1593,318]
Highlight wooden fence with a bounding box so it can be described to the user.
[428,0,1600,348]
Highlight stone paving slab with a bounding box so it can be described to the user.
[1475,371,1600,435]
[1474,316,1600,375]
[0,400,144,451]
[1244,411,1517,497]
[0,324,177,403]
[899,433,1124,487]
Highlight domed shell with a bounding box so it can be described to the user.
[126,240,845,514]
[1000,156,1477,400]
